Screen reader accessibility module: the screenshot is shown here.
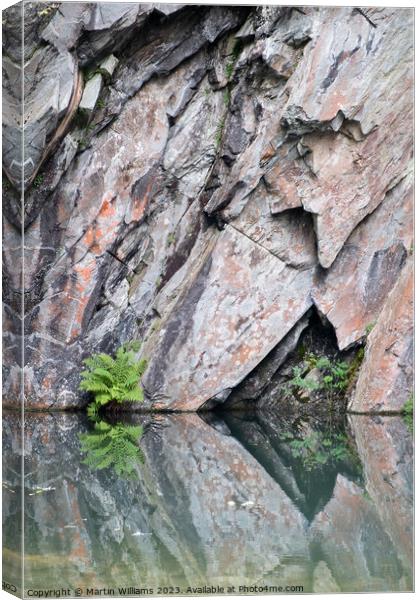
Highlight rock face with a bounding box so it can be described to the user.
[280,7,413,268]
[3,3,83,190]
[2,4,413,412]
[349,257,413,413]
[142,224,315,410]
[312,174,413,351]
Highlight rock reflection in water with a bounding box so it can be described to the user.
[2,410,413,594]
[2,414,23,597]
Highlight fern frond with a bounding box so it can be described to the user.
[122,388,143,402]
[137,359,148,377]
[124,425,143,440]
[95,421,113,433]
[95,393,112,405]
[86,403,100,421]
[79,344,148,409]
[79,380,110,393]
[83,357,101,370]
[124,372,140,387]
[96,353,115,369]
[91,367,114,384]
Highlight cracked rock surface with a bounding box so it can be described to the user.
[2,3,413,411]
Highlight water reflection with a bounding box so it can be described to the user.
[2,414,23,597]
[2,410,413,594]
[223,412,363,522]
[79,421,144,479]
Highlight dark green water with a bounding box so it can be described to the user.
[2,410,413,596]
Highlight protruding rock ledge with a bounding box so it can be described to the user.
[312,172,413,351]
[349,256,413,413]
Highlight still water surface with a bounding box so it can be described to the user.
[2,410,413,596]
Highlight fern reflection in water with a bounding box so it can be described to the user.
[79,421,145,479]
[278,430,357,472]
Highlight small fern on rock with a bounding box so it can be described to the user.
[80,421,144,478]
[79,342,147,413]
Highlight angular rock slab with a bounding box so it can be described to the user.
[204,77,289,221]
[143,224,314,410]
[2,1,87,192]
[224,315,309,408]
[2,2,177,192]
[279,7,413,267]
[41,2,92,50]
[231,182,318,268]
[312,173,413,350]
[22,66,196,407]
[349,257,413,413]
[76,3,152,64]
[3,44,81,190]
[112,6,247,101]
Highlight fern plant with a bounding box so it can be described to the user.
[287,353,350,408]
[402,393,414,432]
[79,342,147,415]
[79,421,144,478]
[289,365,320,392]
